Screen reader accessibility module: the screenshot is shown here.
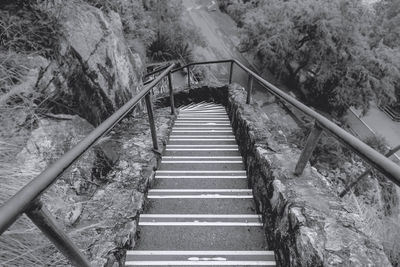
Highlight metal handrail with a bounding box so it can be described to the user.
[2,58,400,266]
[0,63,175,266]
[140,58,400,187]
[230,59,400,187]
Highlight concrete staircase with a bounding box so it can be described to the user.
[125,102,276,266]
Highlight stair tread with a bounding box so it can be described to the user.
[127,102,274,266]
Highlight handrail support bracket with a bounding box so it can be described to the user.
[229,61,234,84]
[167,71,176,115]
[25,199,92,267]
[294,122,323,176]
[246,74,254,104]
[145,93,159,151]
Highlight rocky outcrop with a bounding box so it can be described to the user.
[226,84,391,266]
[14,115,110,223]
[73,107,174,266]
[4,107,174,266]
[29,0,144,126]
[2,1,144,126]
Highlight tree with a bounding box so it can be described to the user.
[227,0,397,117]
[374,0,400,49]
[146,0,205,63]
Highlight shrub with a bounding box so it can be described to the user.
[0,3,60,58]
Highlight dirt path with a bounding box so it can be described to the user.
[182,0,292,115]
[182,0,256,82]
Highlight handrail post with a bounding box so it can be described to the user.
[294,123,323,175]
[168,71,176,115]
[246,74,253,104]
[25,200,91,267]
[145,93,159,151]
[187,66,191,88]
[228,61,234,84]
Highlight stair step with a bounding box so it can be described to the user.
[135,226,266,250]
[145,198,256,214]
[164,149,242,156]
[138,214,262,226]
[159,162,244,171]
[154,177,247,189]
[155,171,246,181]
[147,189,252,198]
[126,102,272,266]
[125,250,275,266]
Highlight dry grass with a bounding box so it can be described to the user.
[0,49,62,267]
[349,189,400,266]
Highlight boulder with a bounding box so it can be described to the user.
[35,0,144,126]
[14,115,101,219]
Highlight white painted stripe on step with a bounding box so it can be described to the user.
[181,111,226,114]
[127,251,275,256]
[178,116,228,118]
[180,104,195,110]
[169,138,235,142]
[166,145,237,147]
[186,103,224,110]
[170,135,234,138]
[139,222,262,226]
[182,110,226,113]
[155,176,247,179]
[177,117,228,119]
[163,156,241,159]
[181,109,226,111]
[162,161,242,163]
[177,120,229,122]
[176,119,229,121]
[182,106,223,108]
[149,189,251,192]
[156,170,246,173]
[175,118,230,123]
[148,195,253,199]
[177,116,227,118]
[174,123,231,126]
[140,214,259,218]
[125,261,275,265]
[176,119,228,121]
[176,121,230,123]
[179,113,227,115]
[166,148,238,151]
[173,128,232,130]
[172,130,232,133]
[177,116,228,118]
[184,106,211,111]
[177,118,229,120]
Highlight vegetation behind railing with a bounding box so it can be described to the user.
[1,59,400,266]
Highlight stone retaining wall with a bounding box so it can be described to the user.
[226,84,390,267]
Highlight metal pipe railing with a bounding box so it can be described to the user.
[0,63,175,266]
[142,58,400,188]
[2,57,400,266]
[231,59,400,187]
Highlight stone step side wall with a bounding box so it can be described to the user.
[225,84,390,267]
